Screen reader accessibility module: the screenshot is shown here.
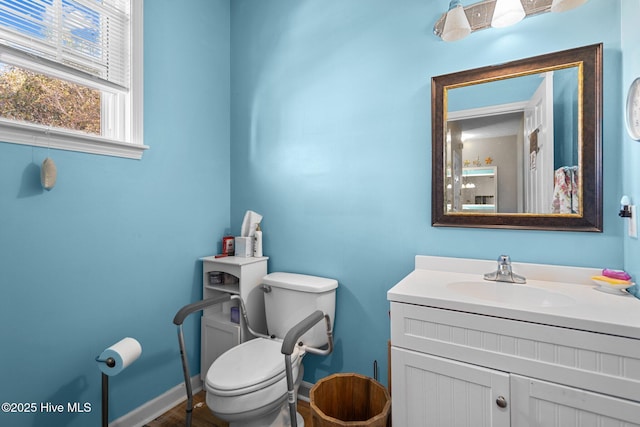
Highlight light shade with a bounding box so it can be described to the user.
[441,0,471,42]
[550,0,588,13]
[491,0,525,28]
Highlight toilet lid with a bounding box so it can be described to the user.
[206,338,300,396]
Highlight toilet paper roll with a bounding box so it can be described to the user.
[97,337,142,376]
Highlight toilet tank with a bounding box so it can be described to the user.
[262,272,338,348]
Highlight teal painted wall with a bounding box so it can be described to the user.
[229,0,625,384]
[0,1,230,425]
[0,1,636,425]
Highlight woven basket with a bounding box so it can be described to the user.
[309,373,391,427]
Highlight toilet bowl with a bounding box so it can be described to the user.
[205,272,337,426]
[206,338,301,425]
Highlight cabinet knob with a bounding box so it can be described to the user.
[496,396,507,408]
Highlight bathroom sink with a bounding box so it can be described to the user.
[446,281,577,308]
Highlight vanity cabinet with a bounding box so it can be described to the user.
[390,302,640,426]
[392,347,510,426]
[200,256,268,380]
[510,374,640,426]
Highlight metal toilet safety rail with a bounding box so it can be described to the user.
[281,310,333,427]
[173,294,333,427]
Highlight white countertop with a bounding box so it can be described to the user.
[387,256,640,340]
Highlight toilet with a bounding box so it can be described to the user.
[205,272,338,426]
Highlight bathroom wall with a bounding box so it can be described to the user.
[0,1,230,426]
[0,1,632,426]
[622,2,640,280]
[229,0,624,385]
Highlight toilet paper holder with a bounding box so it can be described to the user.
[95,356,116,368]
[95,337,142,427]
[95,356,115,427]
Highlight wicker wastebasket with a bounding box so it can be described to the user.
[309,373,390,427]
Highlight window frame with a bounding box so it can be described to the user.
[0,0,146,160]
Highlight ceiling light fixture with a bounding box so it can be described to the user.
[491,0,525,28]
[441,0,472,42]
[550,0,588,13]
[433,0,589,42]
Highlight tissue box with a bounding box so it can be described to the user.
[234,236,253,257]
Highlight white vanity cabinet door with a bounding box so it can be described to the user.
[392,347,510,427]
[511,374,640,427]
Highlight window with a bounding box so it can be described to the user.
[0,0,145,159]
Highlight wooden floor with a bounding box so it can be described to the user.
[144,390,311,427]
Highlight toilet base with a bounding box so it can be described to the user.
[228,402,304,427]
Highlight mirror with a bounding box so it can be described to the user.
[432,43,602,231]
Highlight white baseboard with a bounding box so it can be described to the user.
[110,375,202,427]
[111,376,315,426]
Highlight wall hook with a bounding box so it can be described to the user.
[40,157,57,191]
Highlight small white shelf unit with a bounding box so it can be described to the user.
[200,256,268,380]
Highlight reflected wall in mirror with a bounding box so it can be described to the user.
[432,43,602,231]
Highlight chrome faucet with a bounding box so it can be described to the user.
[483,255,526,284]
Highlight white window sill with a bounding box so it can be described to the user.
[0,120,148,160]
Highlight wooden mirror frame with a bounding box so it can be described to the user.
[432,43,602,232]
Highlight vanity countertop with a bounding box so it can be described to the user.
[388,256,640,340]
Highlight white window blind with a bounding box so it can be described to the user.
[0,0,145,159]
[0,0,130,90]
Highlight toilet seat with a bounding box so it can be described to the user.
[206,337,300,397]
